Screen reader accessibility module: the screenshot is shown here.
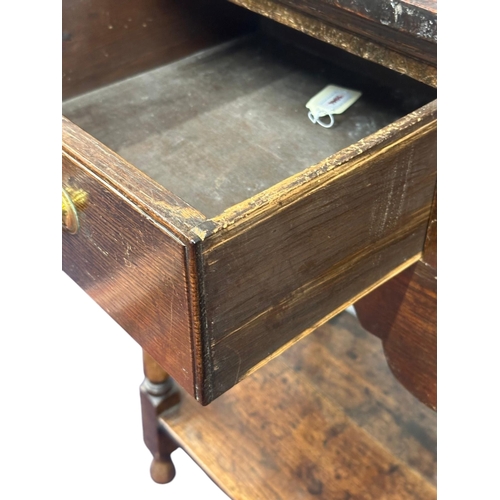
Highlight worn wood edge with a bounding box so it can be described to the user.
[158,420,241,499]
[63,149,203,397]
[62,116,207,240]
[325,0,437,42]
[227,0,436,86]
[160,386,435,500]
[63,117,207,398]
[192,241,215,404]
[422,187,437,269]
[213,252,422,396]
[193,103,436,403]
[211,206,430,349]
[193,101,437,245]
[273,0,436,64]
[185,242,207,402]
[61,150,189,247]
[201,196,432,402]
[62,103,436,404]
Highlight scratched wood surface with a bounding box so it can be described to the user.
[62,144,200,394]
[161,312,437,499]
[63,32,434,218]
[423,191,436,269]
[275,0,437,48]
[196,101,436,403]
[62,117,208,236]
[62,0,256,99]
[62,8,437,405]
[355,193,437,409]
[229,0,436,86]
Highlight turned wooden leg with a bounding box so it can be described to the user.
[140,351,181,484]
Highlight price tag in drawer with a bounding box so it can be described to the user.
[306,85,362,128]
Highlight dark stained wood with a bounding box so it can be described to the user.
[262,19,436,100]
[289,0,437,41]
[229,0,436,86]
[354,187,437,410]
[277,0,437,46]
[160,312,437,499]
[62,149,199,394]
[61,3,439,492]
[62,7,437,405]
[423,191,436,268]
[196,102,437,402]
[355,261,436,410]
[62,100,437,406]
[62,117,207,237]
[140,355,181,484]
[340,0,436,40]
[289,313,437,483]
[62,0,256,99]
[63,118,213,401]
[62,101,436,404]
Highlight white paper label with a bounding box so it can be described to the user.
[306,85,362,128]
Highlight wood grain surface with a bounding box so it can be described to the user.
[63,117,207,237]
[143,351,170,384]
[277,0,437,45]
[161,312,437,499]
[355,192,437,409]
[63,93,436,405]
[229,0,436,86]
[423,191,436,268]
[196,101,437,403]
[63,5,437,405]
[62,148,199,393]
[355,261,436,410]
[62,0,256,99]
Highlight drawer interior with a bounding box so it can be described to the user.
[62,8,436,218]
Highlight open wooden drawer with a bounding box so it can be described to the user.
[62,0,437,404]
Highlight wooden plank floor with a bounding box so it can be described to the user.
[160,312,436,499]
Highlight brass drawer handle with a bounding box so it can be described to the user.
[62,187,88,234]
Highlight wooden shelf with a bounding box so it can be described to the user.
[160,312,436,499]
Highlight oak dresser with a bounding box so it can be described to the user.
[62,0,437,498]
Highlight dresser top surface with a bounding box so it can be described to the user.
[312,0,437,41]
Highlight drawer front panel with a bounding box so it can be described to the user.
[62,153,196,394]
[199,102,437,402]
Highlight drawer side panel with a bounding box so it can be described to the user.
[62,154,196,395]
[200,110,436,402]
[63,0,257,99]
